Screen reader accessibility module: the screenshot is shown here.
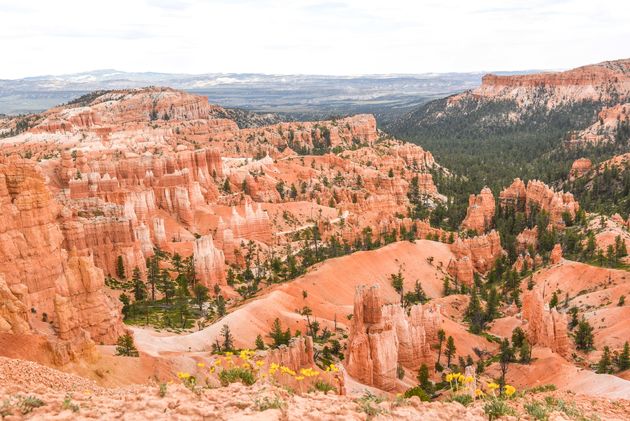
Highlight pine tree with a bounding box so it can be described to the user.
[193,284,209,311]
[485,287,500,321]
[618,341,630,371]
[157,269,175,302]
[268,318,291,348]
[390,269,404,304]
[498,338,514,392]
[146,255,159,301]
[115,333,139,357]
[417,363,433,394]
[221,324,234,352]
[549,291,559,308]
[116,255,126,279]
[215,294,226,317]
[131,267,146,301]
[519,340,531,364]
[445,336,456,368]
[436,329,446,369]
[574,318,595,351]
[255,334,265,350]
[466,287,485,333]
[597,346,612,373]
[511,327,525,348]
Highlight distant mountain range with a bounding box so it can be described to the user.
[0,69,537,117]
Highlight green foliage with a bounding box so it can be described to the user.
[115,333,139,357]
[62,394,79,413]
[618,341,630,371]
[311,380,336,395]
[218,367,256,386]
[445,336,456,368]
[255,334,266,350]
[253,394,286,411]
[449,394,473,406]
[17,396,45,415]
[402,386,430,401]
[356,391,386,417]
[268,318,291,348]
[483,398,516,421]
[525,401,549,420]
[596,346,612,374]
[574,318,595,351]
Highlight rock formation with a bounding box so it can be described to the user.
[550,243,563,264]
[499,179,579,228]
[569,158,593,180]
[522,287,569,357]
[0,157,124,364]
[345,285,441,391]
[461,187,495,234]
[449,230,504,284]
[265,336,315,373]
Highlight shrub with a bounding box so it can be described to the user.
[402,386,430,401]
[253,394,286,411]
[115,333,139,357]
[218,367,256,386]
[525,401,549,420]
[158,383,167,398]
[526,384,556,394]
[18,396,45,415]
[62,394,79,413]
[356,391,386,417]
[311,380,336,395]
[449,394,473,406]
[483,398,515,421]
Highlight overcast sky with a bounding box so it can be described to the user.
[1,0,629,79]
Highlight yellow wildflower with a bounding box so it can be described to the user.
[504,384,516,397]
[197,362,205,368]
[445,373,454,382]
[487,382,499,390]
[177,372,191,379]
[295,376,305,381]
[256,360,265,367]
[225,351,233,357]
[475,389,485,397]
[464,376,474,384]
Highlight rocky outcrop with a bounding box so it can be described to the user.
[450,230,504,280]
[193,235,226,287]
[516,226,538,253]
[0,157,124,363]
[461,187,495,234]
[550,243,563,264]
[565,103,630,147]
[522,287,569,357]
[345,285,441,391]
[569,158,593,180]
[476,59,630,106]
[265,336,315,372]
[499,179,579,229]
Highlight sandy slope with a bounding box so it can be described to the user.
[133,240,456,355]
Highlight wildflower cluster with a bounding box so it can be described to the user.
[445,372,474,392]
[172,349,335,394]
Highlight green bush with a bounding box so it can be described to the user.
[449,394,473,406]
[525,401,549,420]
[18,396,45,415]
[218,367,256,386]
[311,380,336,395]
[402,386,430,401]
[483,398,515,421]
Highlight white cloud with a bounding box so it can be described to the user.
[1,0,628,78]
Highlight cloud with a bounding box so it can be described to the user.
[0,0,628,78]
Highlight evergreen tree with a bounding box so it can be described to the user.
[519,339,531,364]
[146,255,159,301]
[215,294,226,317]
[255,334,266,350]
[568,307,579,330]
[498,338,514,392]
[597,346,612,373]
[549,291,559,309]
[221,324,234,352]
[157,269,176,302]
[511,327,526,348]
[116,255,126,279]
[466,287,485,333]
[445,336,456,368]
[390,269,404,304]
[574,318,595,351]
[193,284,209,311]
[268,318,291,348]
[417,363,433,394]
[115,333,139,357]
[485,287,500,321]
[436,329,446,369]
[131,267,146,301]
[618,341,630,371]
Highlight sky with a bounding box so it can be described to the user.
[1,0,629,79]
